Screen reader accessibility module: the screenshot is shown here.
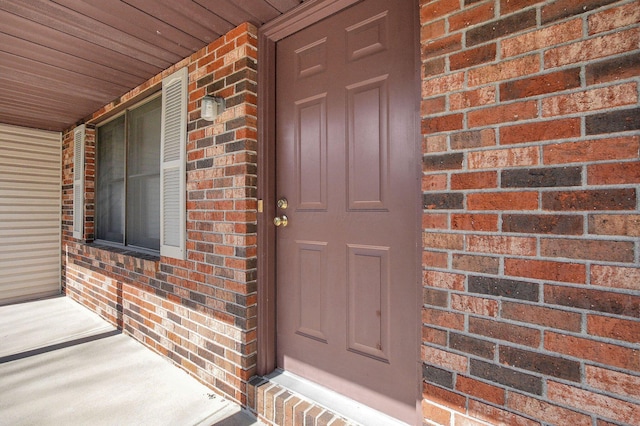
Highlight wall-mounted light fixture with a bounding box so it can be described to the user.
[201,95,225,121]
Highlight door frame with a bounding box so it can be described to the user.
[256,3,422,405]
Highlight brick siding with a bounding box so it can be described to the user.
[420,0,639,425]
[61,23,259,405]
[248,379,358,426]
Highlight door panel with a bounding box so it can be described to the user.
[347,76,388,210]
[346,11,388,61]
[296,240,328,342]
[347,244,390,361]
[275,0,418,422]
[296,95,327,210]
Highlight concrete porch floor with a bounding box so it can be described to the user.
[0,296,262,426]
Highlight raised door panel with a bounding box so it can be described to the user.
[296,95,327,211]
[296,240,328,343]
[347,244,390,362]
[347,76,388,210]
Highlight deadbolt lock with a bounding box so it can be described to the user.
[273,215,289,227]
[277,198,288,210]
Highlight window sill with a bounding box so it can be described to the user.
[85,242,160,262]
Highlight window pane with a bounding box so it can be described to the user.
[127,96,161,251]
[96,117,124,243]
[96,116,125,243]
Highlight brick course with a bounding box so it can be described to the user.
[421,0,639,424]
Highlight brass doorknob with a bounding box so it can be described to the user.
[273,215,289,227]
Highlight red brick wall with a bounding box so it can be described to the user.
[61,23,258,405]
[420,0,639,425]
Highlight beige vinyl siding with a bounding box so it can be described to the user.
[0,124,61,304]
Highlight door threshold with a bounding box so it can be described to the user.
[249,369,409,426]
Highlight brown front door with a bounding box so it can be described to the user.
[275,0,418,422]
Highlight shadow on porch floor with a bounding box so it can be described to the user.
[0,296,262,426]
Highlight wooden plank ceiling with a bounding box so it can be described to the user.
[0,0,303,132]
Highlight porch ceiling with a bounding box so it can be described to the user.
[0,0,303,132]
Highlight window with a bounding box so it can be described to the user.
[76,67,187,259]
[96,95,162,252]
